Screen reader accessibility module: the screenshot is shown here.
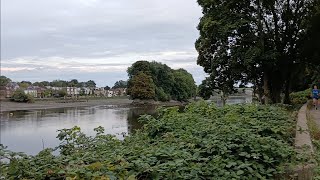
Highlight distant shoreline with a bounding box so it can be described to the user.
[0,98,133,112]
[0,98,186,112]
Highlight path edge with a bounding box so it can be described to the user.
[276,103,317,180]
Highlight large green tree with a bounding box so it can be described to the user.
[172,69,197,101]
[0,76,11,86]
[127,72,156,100]
[127,61,196,101]
[86,80,96,89]
[196,0,318,104]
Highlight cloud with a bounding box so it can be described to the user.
[1,49,205,86]
[1,0,205,86]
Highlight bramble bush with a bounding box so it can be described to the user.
[10,89,34,103]
[0,102,297,179]
[290,89,311,105]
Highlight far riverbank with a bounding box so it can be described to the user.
[0,98,187,112]
[0,98,134,112]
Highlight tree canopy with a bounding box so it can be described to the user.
[112,80,127,89]
[0,76,11,86]
[127,61,196,101]
[127,72,156,100]
[196,0,320,104]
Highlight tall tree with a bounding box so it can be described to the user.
[127,61,197,101]
[0,76,11,86]
[172,69,197,101]
[196,0,317,104]
[127,72,156,100]
[112,80,127,89]
[33,82,44,87]
[68,79,79,87]
[86,80,96,88]
[50,80,67,87]
[18,81,32,89]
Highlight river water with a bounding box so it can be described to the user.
[0,96,251,155]
[0,105,156,155]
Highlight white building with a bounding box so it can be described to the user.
[107,90,114,97]
[66,87,79,96]
[24,86,37,97]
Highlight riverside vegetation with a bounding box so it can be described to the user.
[1,102,300,179]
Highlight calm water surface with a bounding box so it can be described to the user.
[0,97,251,155]
[0,105,157,155]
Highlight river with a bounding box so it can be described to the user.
[0,105,156,155]
[0,96,252,155]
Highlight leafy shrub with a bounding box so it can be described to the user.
[155,87,170,101]
[57,90,67,97]
[290,89,311,105]
[10,89,34,103]
[0,102,297,179]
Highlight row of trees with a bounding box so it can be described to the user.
[31,79,97,88]
[196,0,320,104]
[127,61,197,101]
[104,80,127,90]
[0,76,128,90]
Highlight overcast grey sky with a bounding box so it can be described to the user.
[1,0,205,87]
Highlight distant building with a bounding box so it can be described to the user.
[107,90,114,97]
[0,82,20,99]
[33,86,47,98]
[94,87,107,97]
[107,88,127,97]
[113,88,127,96]
[80,87,92,95]
[50,87,63,91]
[66,87,79,96]
[24,86,38,98]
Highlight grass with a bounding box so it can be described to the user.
[306,101,320,179]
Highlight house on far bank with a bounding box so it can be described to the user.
[24,86,38,98]
[81,87,93,95]
[113,88,127,96]
[0,82,20,99]
[107,88,127,97]
[94,87,107,97]
[34,86,47,98]
[107,89,114,97]
[0,86,6,99]
[66,87,79,96]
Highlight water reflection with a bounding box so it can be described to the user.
[0,105,157,155]
[0,97,251,155]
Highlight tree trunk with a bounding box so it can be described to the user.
[221,92,227,106]
[263,73,271,104]
[221,96,226,106]
[270,87,281,104]
[283,78,291,104]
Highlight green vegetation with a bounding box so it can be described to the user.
[289,89,312,105]
[1,102,297,179]
[0,76,11,86]
[32,79,97,89]
[57,89,67,98]
[306,103,320,178]
[127,72,156,100]
[196,0,320,104]
[127,61,196,102]
[113,80,127,89]
[10,89,34,103]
